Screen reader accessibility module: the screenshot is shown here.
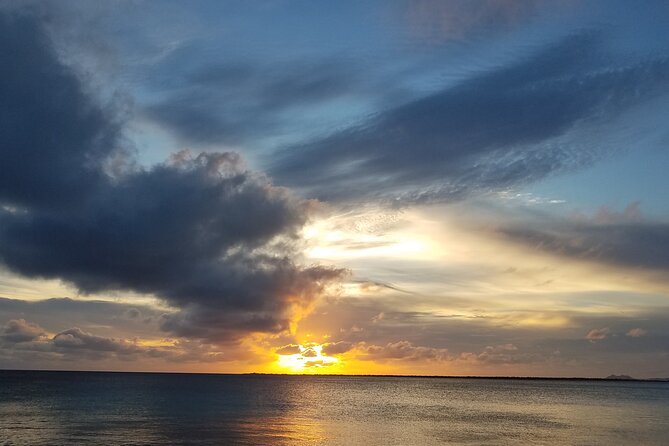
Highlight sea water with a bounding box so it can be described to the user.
[1,371,668,445]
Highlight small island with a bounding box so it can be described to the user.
[605,374,634,380]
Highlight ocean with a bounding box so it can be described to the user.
[1,371,668,445]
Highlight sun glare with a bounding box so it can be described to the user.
[276,344,339,373]
[303,214,431,261]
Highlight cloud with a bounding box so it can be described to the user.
[358,340,450,362]
[0,9,345,344]
[144,57,363,146]
[0,151,344,342]
[275,344,301,355]
[626,328,648,338]
[151,339,230,364]
[0,9,124,209]
[1,319,47,344]
[588,202,643,225]
[586,327,610,341]
[301,347,318,358]
[321,341,354,355]
[271,33,669,203]
[52,327,140,354]
[0,318,235,364]
[516,222,669,270]
[405,0,547,41]
[304,359,334,368]
[468,343,546,365]
[498,205,669,272]
[351,340,544,366]
[296,292,669,374]
[0,297,164,339]
[122,308,142,320]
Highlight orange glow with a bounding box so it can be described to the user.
[274,344,339,374]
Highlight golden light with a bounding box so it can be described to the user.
[302,210,434,261]
[276,344,339,373]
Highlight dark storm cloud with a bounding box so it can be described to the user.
[0,10,122,209]
[270,33,669,203]
[144,57,363,145]
[0,10,345,343]
[2,153,309,298]
[0,151,345,341]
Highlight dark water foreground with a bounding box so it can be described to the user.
[1,371,668,445]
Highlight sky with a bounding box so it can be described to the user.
[1,0,668,378]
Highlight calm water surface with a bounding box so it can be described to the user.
[1,371,668,445]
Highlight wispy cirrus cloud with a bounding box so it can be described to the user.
[144,58,367,147]
[270,33,669,203]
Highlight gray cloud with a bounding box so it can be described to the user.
[0,318,46,344]
[358,340,450,362]
[0,318,236,365]
[52,327,141,355]
[270,33,669,203]
[0,297,163,338]
[144,57,364,146]
[321,341,354,355]
[498,206,669,272]
[506,222,669,271]
[122,308,142,320]
[298,293,669,375]
[275,344,301,355]
[466,343,545,365]
[0,10,345,344]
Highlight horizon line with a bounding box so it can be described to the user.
[2,368,666,382]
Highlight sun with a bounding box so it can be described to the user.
[276,344,339,374]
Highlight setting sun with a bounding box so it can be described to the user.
[276,344,339,373]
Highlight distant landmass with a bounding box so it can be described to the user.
[605,374,634,380]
